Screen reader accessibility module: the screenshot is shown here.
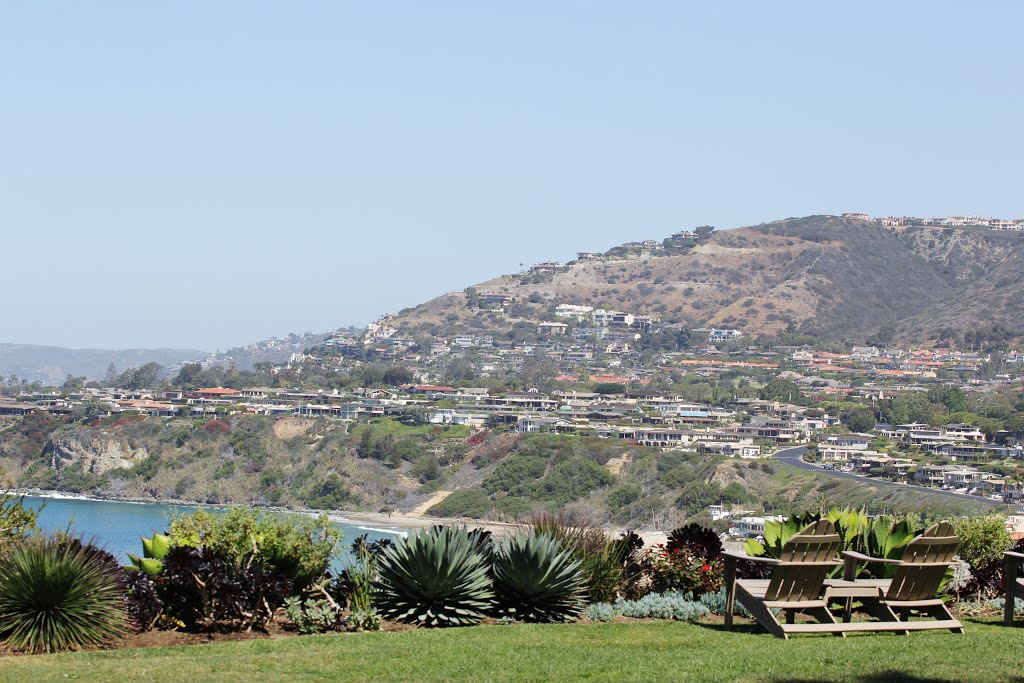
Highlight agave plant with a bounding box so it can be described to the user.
[375,526,494,627]
[492,531,587,623]
[0,535,127,653]
[127,531,171,576]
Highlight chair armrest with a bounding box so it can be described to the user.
[1005,551,1024,560]
[842,550,902,565]
[722,550,780,565]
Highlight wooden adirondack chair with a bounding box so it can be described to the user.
[1003,550,1024,626]
[841,521,963,634]
[723,519,846,639]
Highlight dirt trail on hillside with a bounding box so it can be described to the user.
[409,490,453,516]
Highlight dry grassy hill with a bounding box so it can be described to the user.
[393,215,1024,345]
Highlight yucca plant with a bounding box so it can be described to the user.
[375,526,494,627]
[0,535,127,653]
[493,531,587,623]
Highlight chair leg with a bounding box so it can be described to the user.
[925,602,964,634]
[861,598,909,636]
[724,555,736,630]
[736,586,787,639]
[807,606,846,638]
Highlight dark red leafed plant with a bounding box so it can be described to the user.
[665,523,723,560]
[202,420,231,435]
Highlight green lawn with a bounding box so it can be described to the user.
[2,619,1018,683]
[361,418,472,439]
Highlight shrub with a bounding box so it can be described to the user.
[648,544,723,597]
[665,523,723,559]
[0,471,39,557]
[492,531,587,623]
[586,602,617,622]
[956,537,1024,600]
[697,587,751,618]
[0,535,127,653]
[532,514,638,603]
[158,545,292,630]
[954,516,1012,570]
[332,535,381,631]
[375,526,494,627]
[613,592,710,621]
[426,489,493,518]
[124,571,163,632]
[169,508,341,591]
[202,420,231,434]
[284,596,344,634]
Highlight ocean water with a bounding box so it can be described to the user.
[21,495,407,563]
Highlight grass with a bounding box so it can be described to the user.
[1,618,1018,682]
[362,418,472,440]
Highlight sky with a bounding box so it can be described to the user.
[2,2,1022,351]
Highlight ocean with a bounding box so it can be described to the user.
[21,495,408,563]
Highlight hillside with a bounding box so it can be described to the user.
[391,215,1024,346]
[0,413,990,527]
[0,344,205,384]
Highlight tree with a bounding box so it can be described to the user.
[841,405,876,433]
[927,386,969,413]
[114,362,164,390]
[1003,413,1024,436]
[872,323,896,347]
[61,375,86,392]
[758,378,803,403]
[173,362,204,389]
[400,405,433,426]
[104,363,118,386]
[694,225,715,239]
[882,393,938,426]
[382,365,415,386]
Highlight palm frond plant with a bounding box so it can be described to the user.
[493,531,586,623]
[0,535,127,653]
[375,526,494,627]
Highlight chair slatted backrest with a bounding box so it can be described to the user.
[885,521,959,603]
[764,519,841,602]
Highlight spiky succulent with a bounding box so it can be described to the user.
[493,531,587,623]
[0,535,127,653]
[375,526,494,627]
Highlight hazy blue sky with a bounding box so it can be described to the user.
[2,2,1021,350]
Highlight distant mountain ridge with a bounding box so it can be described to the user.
[389,215,1024,346]
[0,344,205,384]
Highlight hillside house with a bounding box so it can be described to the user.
[709,328,743,343]
[529,262,562,274]
[477,292,514,309]
[554,304,594,322]
[537,321,569,336]
[823,433,872,449]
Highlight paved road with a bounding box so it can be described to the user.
[771,446,1000,505]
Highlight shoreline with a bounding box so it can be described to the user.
[14,487,670,547]
[13,487,526,539]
